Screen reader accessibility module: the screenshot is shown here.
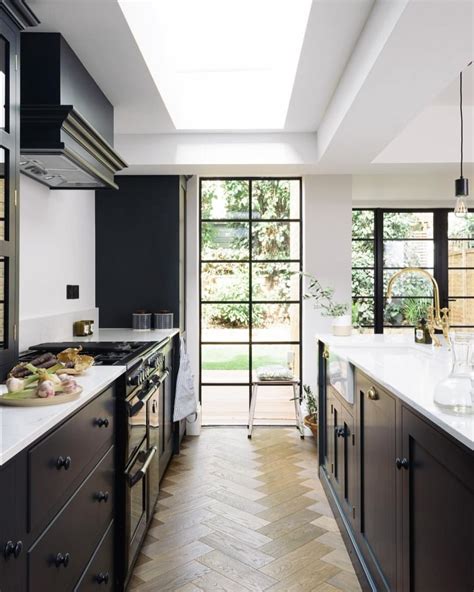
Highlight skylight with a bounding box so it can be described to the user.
[118,0,312,131]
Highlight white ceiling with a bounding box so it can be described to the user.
[27,0,474,175]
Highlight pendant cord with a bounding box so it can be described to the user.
[460,71,463,179]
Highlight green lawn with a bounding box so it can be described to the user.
[202,345,287,370]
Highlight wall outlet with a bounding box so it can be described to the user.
[66,285,79,299]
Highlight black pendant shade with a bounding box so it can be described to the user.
[455,176,469,197]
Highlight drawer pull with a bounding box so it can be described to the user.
[56,455,72,470]
[367,387,379,400]
[396,457,409,470]
[55,552,70,568]
[95,418,110,428]
[4,540,22,559]
[95,490,109,503]
[96,572,110,584]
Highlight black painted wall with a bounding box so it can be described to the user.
[95,176,185,328]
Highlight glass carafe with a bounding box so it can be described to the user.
[434,333,474,415]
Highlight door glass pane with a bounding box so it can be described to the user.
[0,38,7,131]
[0,257,5,348]
[252,303,299,342]
[201,222,249,260]
[383,241,434,268]
[352,210,374,238]
[252,179,300,219]
[448,212,474,238]
[252,262,300,301]
[352,240,374,267]
[0,147,6,240]
[448,240,474,267]
[384,297,433,327]
[202,303,249,342]
[383,212,433,239]
[201,180,249,220]
[201,344,249,384]
[352,269,374,297]
[201,262,249,301]
[252,344,300,378]
[202,385,249,425]
[352,297,375,327]
[449,270,474,297]
[252,222,300,260]
[449,299,474,327]
[383,269,434,296]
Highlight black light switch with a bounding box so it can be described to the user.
[66,285,79,299]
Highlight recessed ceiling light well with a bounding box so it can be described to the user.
[118,0,312,131]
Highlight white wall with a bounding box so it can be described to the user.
[184,176,200,432]
[19,175,97,349]
[303,175,353,390]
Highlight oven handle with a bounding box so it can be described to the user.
[128,383,157,417]
[127,446,157,487]
[149,369,169,388]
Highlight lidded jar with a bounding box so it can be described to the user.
[434,332,474,415]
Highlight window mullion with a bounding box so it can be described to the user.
[434,209,449,309]
[374,209,384,333]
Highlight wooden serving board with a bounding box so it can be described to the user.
[0,387,83,407]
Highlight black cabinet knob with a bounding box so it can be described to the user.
[4,540,22,559]
[55,552,70,568]
[96,491,109,503]
[335,426,345,438]
[96,572,110,584]
[396,457,409,470]
[95,418,109,428]
[56,455,72,470]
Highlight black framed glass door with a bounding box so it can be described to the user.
[199,178,302,425]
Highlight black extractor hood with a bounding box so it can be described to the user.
[20,33,127,189]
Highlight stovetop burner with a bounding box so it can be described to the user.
[23,341,156,367]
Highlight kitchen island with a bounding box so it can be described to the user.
[317,334,474,592]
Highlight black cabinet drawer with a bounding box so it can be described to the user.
[28,386,114,532]
[28,446,114,592]
[74,521,114,591]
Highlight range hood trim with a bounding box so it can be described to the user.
[21,105,127,189]
[0,0,40,30]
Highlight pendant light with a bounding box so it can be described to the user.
[454,67,470,217]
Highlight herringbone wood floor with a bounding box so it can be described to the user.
[129,428,362,592]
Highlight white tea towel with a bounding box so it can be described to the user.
[173,337,197,422]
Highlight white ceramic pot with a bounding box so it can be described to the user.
[332,314,352,336]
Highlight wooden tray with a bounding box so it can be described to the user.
[0,387,83,407]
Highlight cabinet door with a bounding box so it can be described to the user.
[325,388,336,478]
[0,457,27,592]
[358,373,397,590]
[159,344,174,479]
[401,406,474,592]
[0,18,19,379]
[340,405,357,527]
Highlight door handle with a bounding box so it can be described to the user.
[396,457,409,470]
[127,446,157,487]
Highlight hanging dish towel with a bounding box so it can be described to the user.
[173,336,198,422]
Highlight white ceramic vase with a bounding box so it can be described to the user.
[332,314,352,336]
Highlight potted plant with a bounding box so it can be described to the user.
[303,273,351,335]
[302,385,318,439]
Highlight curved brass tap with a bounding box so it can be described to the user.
[385,267,450,347]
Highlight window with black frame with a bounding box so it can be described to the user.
[352,209,474,334]
[200,178,302,425]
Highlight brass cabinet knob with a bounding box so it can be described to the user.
[367,387,379,400]
[322,346,329,360]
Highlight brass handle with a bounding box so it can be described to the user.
[322,346,329,360]
[367,387,379,400]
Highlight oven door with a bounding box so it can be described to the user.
[125,439,157,571]
[126,381,156,460]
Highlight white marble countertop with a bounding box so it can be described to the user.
[316,333,474,451]
[0,366,125,466]
[71,328,180,344]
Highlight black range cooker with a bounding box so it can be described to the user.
[24,338,173,584]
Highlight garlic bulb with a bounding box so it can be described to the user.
[37,380,55,398]
[6,377,25,393]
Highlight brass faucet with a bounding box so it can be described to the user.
[385,268,450,347]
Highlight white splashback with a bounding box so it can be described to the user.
[19,308,99,352]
